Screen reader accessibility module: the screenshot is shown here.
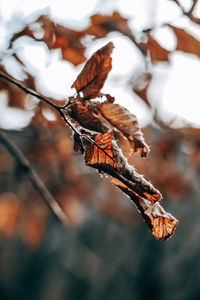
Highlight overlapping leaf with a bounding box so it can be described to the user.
[98,103,150,157]
[111,178,178,240]
[71,42,114,100]
[83,132,161,203]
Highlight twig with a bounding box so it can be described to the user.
[0,129,68,225]
[0,70,115,162]
[188,0,198,15]
[171,0,200,24]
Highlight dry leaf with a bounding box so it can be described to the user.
[98,103,149,157]
[84,132,161,203]
[142,35,170,63]
[169,25,200,57]
[112,178,178,240]
[71,42,114,100]
[86,11,133,38]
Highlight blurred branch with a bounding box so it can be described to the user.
[171,0,200,24]
[0,129,68,225]
[188,0,198,15]
[0,71,115,163]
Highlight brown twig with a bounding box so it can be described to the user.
[0,71,115,162]
[0,129,68,225]
[171,0,200,24]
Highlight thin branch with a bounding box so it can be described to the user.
[0,129,68,226]
[0,71,61,110]
[0,70,115,163]
[188,0,198,15]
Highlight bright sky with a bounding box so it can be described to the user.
[0,0,200,129]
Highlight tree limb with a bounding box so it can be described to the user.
[0,129,68,225]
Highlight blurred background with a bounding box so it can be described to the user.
[0,0,200,299]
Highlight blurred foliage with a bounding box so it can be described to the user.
[1,1,200,299]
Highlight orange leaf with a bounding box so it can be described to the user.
[112,178,178,240]
[98,103,149,157]
[71,42,114,100]
[86,11,133,39]
[169,25,200,57]
[85,132,119,170]
[142,35,170,63]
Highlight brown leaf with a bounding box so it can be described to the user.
[84,132,161,203]
[169,25,200,57]
[86,11,133,38]
[112,178,178,240]
[85,132,119,170]
[142,35,170,63]
[71,42,114,100]
[52,25,86,66]
[133,72,152,107]
[98,103,149,157]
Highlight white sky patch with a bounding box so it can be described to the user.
[161,52,200,125]
[0,94,34,130]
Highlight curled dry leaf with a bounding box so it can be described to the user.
[84,132,161,203]
[169,25,200,57]
[71,42,114,100]
[111,178,178,240]
[69,101,149,158]
[132,72,152,107]
[141,35,170,63]
[98,103,150,157]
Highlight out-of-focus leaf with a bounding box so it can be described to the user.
[0,194,21,237]
[111,178,178,240]
[86,11,133,38]
[52,25,86,66]
[169,25,200,57]
[71,42,114,99]
[98,103,150,157]
[132,72,152,107]
[141,35,170,63]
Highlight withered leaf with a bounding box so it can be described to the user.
[52,25,86,66]
[132,72,152,107]
[142,35,170,63]
[169,25,200,57]
[112,178,178,240]
[9,15,86,66]
[84,132,161,203]
[86,11,133,39]
[71,42,114,100]
[98,103,149,157]
[85,132,119,170]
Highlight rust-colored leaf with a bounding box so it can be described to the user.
[112,178,178,240]
[142,35,170,63]
[83,132,161,203]
[0,194,21,237]
[98,103,149,157]
[169,25,200,57]
[85,132,119,170]
[52,25,86,66]
[86,11,133,39]
[71,42,114,100]
[133,73,152,107]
